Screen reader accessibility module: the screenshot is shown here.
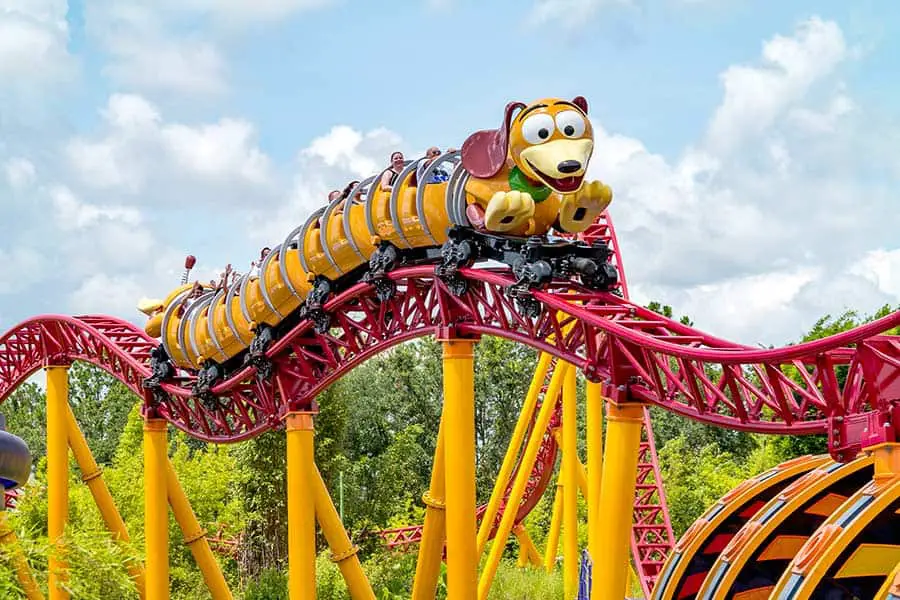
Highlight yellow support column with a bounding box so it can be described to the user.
[441,336,478,600]
[411,421,446,600]
[45,364,69,600]
[65,405,145,598]
[480,362,569,598]
[286,410,317,600]
[144,417,169,600]
[165,461,233,600]
[544,479,563,572]
[593,400,644,600]
[586,381,603,595]
[562,368,579,599]
[311,466,375,600]
[513,523,542,568]
[477,352,553,556]
[0,512,44,600]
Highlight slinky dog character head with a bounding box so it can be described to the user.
[137,283,193,338]
[461,97,594,193]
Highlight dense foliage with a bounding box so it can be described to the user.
[0,302,894,598]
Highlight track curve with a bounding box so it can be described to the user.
[3,235,899,447]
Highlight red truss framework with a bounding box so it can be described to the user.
[632,408,674,597]
[4,223,899,448]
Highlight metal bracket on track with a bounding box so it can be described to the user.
[601,378,649,408]
[142,345,174,412]
[828,409,899,463]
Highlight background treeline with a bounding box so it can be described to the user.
[0,302,895,599]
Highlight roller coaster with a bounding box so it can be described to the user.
[1,95,900,600]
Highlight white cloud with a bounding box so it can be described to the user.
[0,0,74,83]
[705,16,847,154]
[103,37,227,96]
[788,91,855,134]
[0,85,286,331]
[162,120,271,185]
[0,245,46,295]
[50,185,143,231]
[587,17,900,344]
[850,249,900,299]
[249,124,403,243]
[65,93,275,203]
[84,0,333,96]
[4,157,36,189]
[69,273,146,317]
[85,2,228,96]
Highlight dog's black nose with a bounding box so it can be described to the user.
[558,160,581,174]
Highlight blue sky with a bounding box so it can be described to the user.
[54,0,900,160]
[2,0,900,346]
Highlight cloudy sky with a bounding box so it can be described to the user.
[1,0,899,348]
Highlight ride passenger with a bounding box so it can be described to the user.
[332,181,359,215]
[336,180,362,213]
[379,151,404,192]
[416,146,451,184]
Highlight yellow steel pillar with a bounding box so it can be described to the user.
[286,410,317,600]
[165,461,232,600]
[0,512,44,600]
[45,364,69,600]
[311,466,375,600]
[513,523,542,568]
[586,381,604,591]
[562,368,579,599]
[66,405,145,598]
[593,400,644,600]
[543,478,563,572]
[441,335,478,600]
[411,421,446,600]
[477,352,553,556]
[144,417,169,600]
[480,362,569,598]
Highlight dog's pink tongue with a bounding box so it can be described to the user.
[558,176,578,191]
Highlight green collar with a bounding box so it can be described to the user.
[508,166,551,202]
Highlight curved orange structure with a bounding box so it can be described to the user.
[654,445,900,600]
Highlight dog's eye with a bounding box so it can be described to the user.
[521,114,555,145]
[555,111,586,138]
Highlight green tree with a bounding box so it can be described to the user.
[2,381,46,460]
[1,362,139,465]
[68,362,139,465]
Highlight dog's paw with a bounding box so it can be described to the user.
[484,190,536,232]
[557,180,612,233]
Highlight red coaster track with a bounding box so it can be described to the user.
[1,213,899,595]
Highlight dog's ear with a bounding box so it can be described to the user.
[572,96,588,114]
[461,101,525,178]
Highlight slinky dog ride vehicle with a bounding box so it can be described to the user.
[137,96,619,395]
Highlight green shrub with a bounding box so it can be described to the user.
[487,560,563,599]
[244,568,288,600]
